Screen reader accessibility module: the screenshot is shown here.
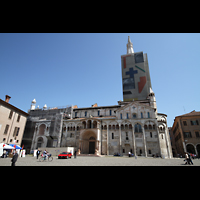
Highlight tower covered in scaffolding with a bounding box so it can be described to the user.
[22,101,73,153]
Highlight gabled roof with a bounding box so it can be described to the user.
[176,110,200,118]
[116,101,152,112]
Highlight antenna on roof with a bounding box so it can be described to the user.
[183,106,186,114]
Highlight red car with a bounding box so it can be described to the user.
[58,152,72,159]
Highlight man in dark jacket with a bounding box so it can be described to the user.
[11,150,18,166]
[188,152,194,165]
[36,149,40,159]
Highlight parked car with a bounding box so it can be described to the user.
[58,152,72,159]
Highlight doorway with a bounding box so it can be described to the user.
[89,142,95,154]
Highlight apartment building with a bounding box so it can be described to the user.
[0,95,29,146]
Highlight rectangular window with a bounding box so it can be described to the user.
[85,111,87,117]
[191,120,199,125]
[110,110,112,116]
[195,131,200,138]
[141,112,143,118]
[132,114,136,118]
[75,112,77,117]
[120,113,122,119]
[4,124,9,135]
[17,114,21,122]
[127,113,129,119]
[183,121,187,126]
[147,112,150,118]
[98,111,100,116]
[9,110,13,119]
[13,127,20,137]
[126,132,129,140]
[184,132,192,138]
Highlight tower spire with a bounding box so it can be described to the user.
[126,36,134,54]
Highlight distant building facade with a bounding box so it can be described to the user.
[0,95,29,146]
[22,36,172,158]
[22,99,71,154]
[171,110,200,157]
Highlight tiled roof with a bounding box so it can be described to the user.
[177,110,200,117]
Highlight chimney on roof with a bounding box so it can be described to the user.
[5,95,11,103]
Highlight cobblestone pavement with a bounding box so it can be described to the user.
[1,155,200,166]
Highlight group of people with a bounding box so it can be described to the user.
[36,149,51,159]
[1,150,9,158]
[184,152,194,165]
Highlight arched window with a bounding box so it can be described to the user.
[87,120,92,129]
[39,124,46,136]
[83,121,86,129]
[93,121,97,128]
[135,124,142,132]
[144,125,148,130]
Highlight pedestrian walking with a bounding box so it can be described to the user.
[11,150,18,166]
[74,150,76,158]
[36,149,40,159]
[188,152,193,165]
[184,152,189,165]
[3,150,6,158]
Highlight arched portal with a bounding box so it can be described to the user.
[186,144,195,154]
[89,136,95,154]
[37,137,43,148]
[80,131,96,154]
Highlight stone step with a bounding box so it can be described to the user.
[77,154,102,157]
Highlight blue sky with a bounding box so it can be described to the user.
[0,33,199,127]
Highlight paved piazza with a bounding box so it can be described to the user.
[1,155,200,166]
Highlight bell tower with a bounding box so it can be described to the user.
[127,36,134,54]
[121,36,152,101]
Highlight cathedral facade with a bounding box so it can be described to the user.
[22,36,172,158]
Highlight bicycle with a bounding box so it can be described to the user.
[39,154,53,162]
